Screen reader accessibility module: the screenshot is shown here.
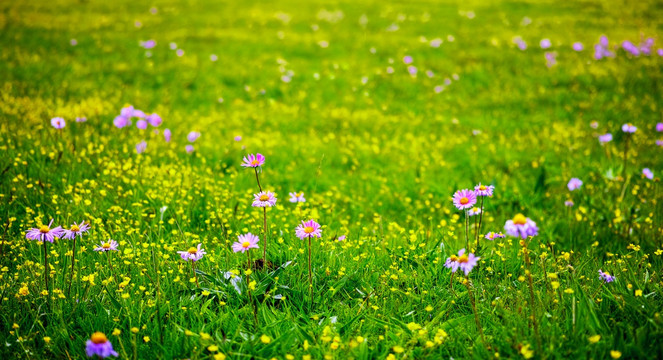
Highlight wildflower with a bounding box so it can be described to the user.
[598,133,613,144]
[25,219,64,243]
[147,113,162,127]
[136,141,147,154]
[177,243,206,261]
[140,39,156,49]
[445,249,480,275]
[656,140,662,147]
[567,178,583,191]
[51,117,66,129]
[76,117,87,122]
[234,135,242,141]
[452,189,477,210]
[621,123,637,133]
[610,350,622,359]
[136,119,148,130]
[520,344,534,359]
[113,115,131,128]
[643,168,653,180]
[85,332,118,358]
[185,145,195,154]
[18,286,29,296]
[252,191,277,207]
[540,38,551,49]
[657,123,663,132]
[94,240,119,252]
[484,232,505,241]
[544,51,557,67]
[187,131,201,142]
[288,192,306,203]
[164,128,171,142]
[504,214,539,239]
[474,183,494,197]
[598,269,615,283]
[241,153,265,168]
[468,207,481,216]
[260,335,271,344]
[337,235,346,241]
[296,220,322,240]
[63,221,90,239]
[588,335,601,344]
[635,289,642,297]
[232,233,260,253]
[572,42,584,51]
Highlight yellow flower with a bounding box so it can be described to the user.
[386,355,396,360]
[200,332,212,341]
[564,288,574,294]
[18,286,29,296]
[131,327,139,334]
[635,289,642,297]
[207,345,219,352]
[588,335,600,344]
[260,334,271,344]
[143,336,150,343]
[393,345,404,353]
[213,353,226,360]
[112,329,121,336]
[406,322,421,331]
[551,281,560,290]
[520,344,534,359]
[610,350,622,359]
[12,323,19,329]
[43,337,51,344]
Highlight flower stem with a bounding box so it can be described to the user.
[308,236,313,306]
[464,210,469,249]
[254,167,262,192]
[43,240,49,293]
[465,277,487,347]
[191,261,199,287]
[622,133,629,179]
[262,207,268,264]
[68,237,77,297]
[476,197,485,251]
[522,239,542,353]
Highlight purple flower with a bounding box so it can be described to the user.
[622,123,637,133]
[622,40,640,56]
[94,240,119,252]
[210,54,218,62]
[296,219,322,240]
[140,40,156,49]
[187,131,200,142]
[484,232,505,241]
[252,191,277,207]
[598,269,615,283]
[76,117,87,122]
[241,153,265,168]
[657,140,663,147]
[85,332,118,358]
[545,51,557,67]
[51,117,66,129]
[132,109,146,118]
[136,141,147,154]
[120,106,134,118]
[639,38,654,55]
[598,133,613,144]
[185,145,195,154]
[564,200,574,207]
[452,189,477,210]
[113,116,130,128]
[468,207,481,217]
[474,183,494,197]
[136,119,148,130]
[25,219,64,243]
[572,42,584,51]
[504,214,539,239]
[234,135,242,141]
[147,113,162,127]
[540,38,551,49]
[403,55,413,64]
[517,39,527,50]
[164,128,171,142]
[445,249,480,275]
[288,192,306,203]
[62,221,90,240]
[567,178,583,191]
[600,36,609,48]
[231,233,260,253]
[337,235,346,241]
[656,123,663,132]
[658,49,663,57]
[177,243,206,261]
[407,65,418,76]
[176,49,184,57]
[643,168,654,180]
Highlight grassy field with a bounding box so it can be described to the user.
[1,0,663,358]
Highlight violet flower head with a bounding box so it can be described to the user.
[85,332,118,358]
[598,269,615,283]
[622,123,637,133]
[234,135,242,141]
[545,51,557,67]
[140,40,156,49]
[622,40,640,56]
[63,221,91,240]
[572,42,584,51]
[120,106,134,118]
[564,200,574,207]
[295,219,322,240]
[185,145,195,154]
[94,240,119,252]
[132,109,146,118]
[474,183,494,197]
[337,235,346,241]
[164,128,171,142]
[484,232,505,241]
[598,133,613,144]
[136,119,148,130]
[241,153,265,168]
[452,189,477,210]
[567,178,583,191]
[403,55,413,64]
[252,191,277,207]
[147,113,162,127]
[113,116,130,129]
[76,117,87,122]
[540,38,551,49]
[136,141,147,154]
[504,214,539,239]
[468,207,482,217]
[187,131,201,142]
[445,249,480,275]
[657,140,663,147]
[51,117,66,129]
[25,219,64,243]
[288,192,306,203]
[177,243,206,261]
[656,123,663,132]
[643,168,654,180]
[231,233,260,253]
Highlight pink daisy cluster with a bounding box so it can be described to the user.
[484,232,505,241]
[444,249,480,275]
[504,214,539,239]
[474,183,494,197]
[110,105,176,154]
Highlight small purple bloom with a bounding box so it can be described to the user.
[241,153,265,168]
[252,191,277,207]
[85,332,118,358]
[120,106,134,118]
[656,123,663,132]
[132,109,146,118]
[51,117,66,129]
[94,240,119,252]
[113,116,130,128]
[140,40,156,49]
[63,221,90,240]
[572,42,584,51]
[567,178,583,191]
[504,214,538,239]
[622,123,637,133]
[147,113,162,127]
[295,220,322,240]
[185,145,194,153]
[76,117,87,122]
[231,233,260,253]
[643,168,653,180]
[337,235,346,241]
[288,192,306,203]
[452,189,477,210]
[136,141,147,154]
[177,243,206,261]
[187,131,200,142]
[564,200,574,207]
[136,119,148,130]
[540,38,551,49]
[403,55,413,64]
[25,219,65,243]
[598,269,615,283]
[474,183,494,197]
[598,133,613,144]
[164,128,171,142]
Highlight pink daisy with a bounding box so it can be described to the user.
[622,123,637,133]
[231,233,260,253]
[288,192,306,203]
[295,219,322,240]
[504,214,539,239]
[241,153,265,168]
[252,191,277,207]
[177,243,206,261]
[51,117,66,129]
[147,113,162,127]
[452,189,477,210]
[25,219,64,243]
[474,183,494,197]
[567,178,583,191]
[62,221,90,240]
[94,240,119,252]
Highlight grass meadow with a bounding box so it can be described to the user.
[1,0,663,358]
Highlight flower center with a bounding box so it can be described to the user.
[603,271,611,276]
[187,247,198,254]
[39,225,50,234]
[304,226,314,234]
[242,241,250,248]
[103,243,111,249]
[479,185,486,190]
[513,214,527,225]
[91,332,108,344]
[259,194,270,201]
[449,255,458,261]
[459,197,469,205]
[251,159,260,166]
[458,254,469,263]
[70,224,80,232]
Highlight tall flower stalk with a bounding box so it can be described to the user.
[474,183,494,251]
[522,237,542,353]
[232,233,260,324]
[242,153,273,265]
[177,243,206,287]
[63,221,90,297]
[95,240,119,283]
[25,219,64,294]
[295,220,322,305]
[453,189,477,249]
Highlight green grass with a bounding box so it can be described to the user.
[1,0,662,358]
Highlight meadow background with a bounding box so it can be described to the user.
[1,0,662,358]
